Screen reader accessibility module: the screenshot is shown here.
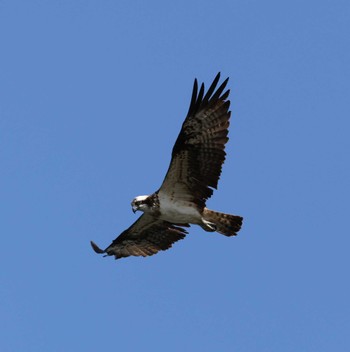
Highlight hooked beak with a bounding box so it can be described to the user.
[132,205,138,213]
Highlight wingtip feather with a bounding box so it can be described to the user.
[90,241,105,254]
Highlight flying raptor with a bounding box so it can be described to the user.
[91,73,243,260]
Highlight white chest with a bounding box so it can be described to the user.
[158,195,201,224]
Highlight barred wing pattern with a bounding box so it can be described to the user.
[90,214,188,259]
[158,73,231,209]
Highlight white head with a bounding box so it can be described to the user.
[131,195,150,213]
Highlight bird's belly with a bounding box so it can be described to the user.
[158,197,202,224]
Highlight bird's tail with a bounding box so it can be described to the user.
[202,208,243,237]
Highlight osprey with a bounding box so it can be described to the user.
[91,73,243,260]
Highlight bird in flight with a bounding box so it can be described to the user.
[91,73,243,260]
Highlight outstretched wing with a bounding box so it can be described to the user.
[90,214,188,259]
[158,72,231,209]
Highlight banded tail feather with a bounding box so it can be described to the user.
[203,208,243,237]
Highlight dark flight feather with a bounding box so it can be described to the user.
[91,214,188,259]
[159,72,231,208]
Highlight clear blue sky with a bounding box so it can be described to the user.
[1,1,349,351]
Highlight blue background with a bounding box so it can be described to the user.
[1,1,349,351]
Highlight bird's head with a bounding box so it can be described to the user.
[131,195,150,213]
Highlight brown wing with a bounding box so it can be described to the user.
[90,214,188,259]
[158,72,231,209]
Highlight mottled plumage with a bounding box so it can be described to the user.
[91,215,187,259]
[91,73,243,260]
